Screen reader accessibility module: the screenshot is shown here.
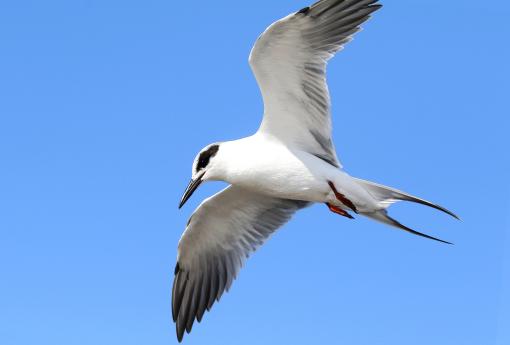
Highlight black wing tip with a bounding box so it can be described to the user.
[176,316,185,342]
[364,4,384,17]
[175,318,193,343]
[176,330,184,343]
[173,264,192,342]
[297,6,310,15]
[172,260,224,343]
[300,1,382,17]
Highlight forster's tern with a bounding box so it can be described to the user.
[173,0,458,341]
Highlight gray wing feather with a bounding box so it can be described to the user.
[172,186,309,342]
[250,0,382,168]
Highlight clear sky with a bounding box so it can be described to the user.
[0,0,509,344]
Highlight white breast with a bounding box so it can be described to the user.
[219,134,339,202]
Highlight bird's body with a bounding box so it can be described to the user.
[208,133,375,210]
[172,0,459,341]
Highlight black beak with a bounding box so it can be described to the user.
[179,173,204,209]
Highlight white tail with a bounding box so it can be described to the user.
[354,178,459,244]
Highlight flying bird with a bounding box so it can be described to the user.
[173,0,458,341]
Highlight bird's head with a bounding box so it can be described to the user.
[179,143,222,209]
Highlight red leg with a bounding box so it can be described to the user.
[327,181,358,214]
[326,203,354,219]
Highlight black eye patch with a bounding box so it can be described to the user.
[196,145,219,173]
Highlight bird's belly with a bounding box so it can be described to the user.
[223,146,377,212]
[243,171,328,202]
[225,152,331,202]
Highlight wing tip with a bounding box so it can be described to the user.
[300,1,382,19]
[297,6,311,15]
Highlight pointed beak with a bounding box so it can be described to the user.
[179,172,205,209]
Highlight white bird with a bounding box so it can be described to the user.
[173,0,458,341]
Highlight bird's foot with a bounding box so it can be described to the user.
[326,203,354,219]
[327,181,358,214]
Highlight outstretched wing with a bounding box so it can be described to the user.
[250,0,382,168]
[172,186,309,342]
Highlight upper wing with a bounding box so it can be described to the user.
[250,0,382,168]
[172,186,309,342]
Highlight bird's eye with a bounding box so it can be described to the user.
[196,157,208,172]
[195,145,220,173]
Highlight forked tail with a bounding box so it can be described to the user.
[354,178,460,244]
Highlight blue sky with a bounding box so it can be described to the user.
[0,0,509,344]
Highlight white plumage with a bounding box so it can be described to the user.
[172,0,458,342]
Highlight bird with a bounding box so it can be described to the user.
[172,0,458,341]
